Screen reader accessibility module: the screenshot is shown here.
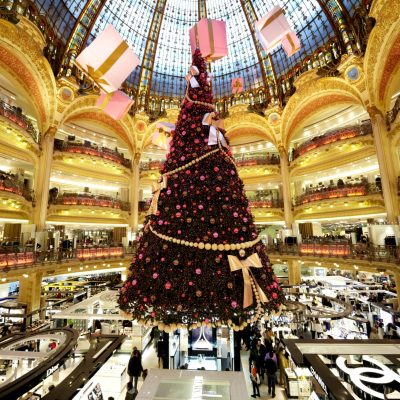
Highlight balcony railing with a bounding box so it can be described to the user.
[0,175,33,202]
[0,245,131,269]
[0,99,38,142]
[268,243,400,264]
[140,160,164,172]
[294,183,381,206]
[249,199,283,208]
[291,121,372,161]
[54,140,132,169]
[235,154,280,167]
[49,193,131,211]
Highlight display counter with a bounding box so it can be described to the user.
[136,369,248,400]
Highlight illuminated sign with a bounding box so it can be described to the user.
[309,366,328,395]
[46,363,59,378]
[336,355,400,400]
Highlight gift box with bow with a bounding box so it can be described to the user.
[152,122,175,150]
[189,18,228,61]
[76,24,139,93]
[281,30,301,57]
[231,77,244,94]
[96,90,134,120]
[255,6,292,53]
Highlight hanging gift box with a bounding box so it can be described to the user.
[231,77,244,94]
[189,18,228,61]
[281,30,301,57]
[255,6,292,53]
[152,122,175,150]
[76,24,139,93]
[96,90,134,120]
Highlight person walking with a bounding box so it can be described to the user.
[127,349,143,392]
[265,350,278,398]
[250,362,261,398]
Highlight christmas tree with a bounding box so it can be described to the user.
[119,50,283,331]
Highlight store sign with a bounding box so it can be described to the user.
[309,366,328,395]
[336,355,400,400]
[46,363,59,378]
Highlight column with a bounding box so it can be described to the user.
[32,126,57,230]
[368,106,399,223]
[392,273,400,311]
[278,146,294,229]
[18,272,43,313]
[129,156,140,233]
[287,260,301,286]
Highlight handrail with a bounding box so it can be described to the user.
[294,183,382,206]
[0,99,38,142]
[249,199,283,208]
[49,192,131,211]
[235,154,280,167]
[291,121,372,161]
[268,243,400,264]
[54,140,132,169]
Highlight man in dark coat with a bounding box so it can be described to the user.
[127,349,143,392]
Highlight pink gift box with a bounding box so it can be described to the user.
[76,24,139,93]
[231,77,244,94]
[152,131,172,151]
[281,31,301,57]
[189,18,228,61]
[96,90,134,120]
[255,6,292,52]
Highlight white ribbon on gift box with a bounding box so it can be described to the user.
[202,113,228,148]
[186,65,200,88]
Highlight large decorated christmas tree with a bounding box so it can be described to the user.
[119,50,283,331]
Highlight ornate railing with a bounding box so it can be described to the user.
[294,183,381,206]
[0,245,129,268]
[268,243,400,264]
[249,199,283,209]
[49,193,131,211]
[54,140,131,169]
[291,121,372,160]
[140,160,164,172]
[0,176,33,201]
[0,99,38,142]
[235,154,280,167]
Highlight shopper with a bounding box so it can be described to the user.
[125,382,137,400]
[310,319,316,339]
[127,349,143,392]
[265,351,278,398]
[277,347,289,385]
[314,319,324,338]
[250,362,261,398]
[157,339,164,367]
[369,327,380,339]
[377,322,384,339]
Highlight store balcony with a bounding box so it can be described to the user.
[294,183,381,206]
[293,183,385,220]
[290,122,374,176]
[0,245,127,270]
[47,193,130,224]
[234,154,280,167]
[0,174,33,220]
[53,139,131,181]
[0,99,39,142]
[268,243,400,264]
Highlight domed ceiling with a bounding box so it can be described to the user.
[36,0,361,98]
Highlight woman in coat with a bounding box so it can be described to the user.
[127,349,143,392]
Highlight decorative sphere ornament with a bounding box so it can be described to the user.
[239,249,246,257]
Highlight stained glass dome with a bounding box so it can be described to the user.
[35,0,362,99]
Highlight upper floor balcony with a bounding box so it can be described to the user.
[249,199,283,209]
[0,100,39,143]
[234,154,280,167]
[53,139,131,180]
[294,183,382,206]
[290,122,374,176]
[0,171,33,220]
[49,192,130,211]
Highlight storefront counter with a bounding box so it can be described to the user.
[136,369,248,400]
